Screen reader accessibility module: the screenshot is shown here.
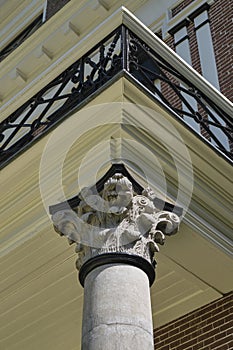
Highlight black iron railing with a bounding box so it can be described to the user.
[0,26,232,167]
[126,29,233,158]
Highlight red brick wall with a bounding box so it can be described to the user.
[160,35,183,113]
[171,0,195,17]
[164,0,232,146]
[167,0,233,102]
[154,292,233,350]
[186,21,202,75]
[209,0,233,102]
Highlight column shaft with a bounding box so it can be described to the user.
[81,264,154,350]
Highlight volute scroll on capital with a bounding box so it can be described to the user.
[51,172,180,270]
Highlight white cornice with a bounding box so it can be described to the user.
[184,210,233,256]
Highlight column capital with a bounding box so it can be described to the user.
[51,165,181,286]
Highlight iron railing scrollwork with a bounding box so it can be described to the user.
[126,30,233,159]
[0,28,122,166]
[125,32,233,158]
[0,26,232,167]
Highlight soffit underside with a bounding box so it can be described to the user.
[1,76,232,269]
[1,4,232,350]
[0,77,232,350]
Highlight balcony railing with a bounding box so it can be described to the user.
[0,25,232,168]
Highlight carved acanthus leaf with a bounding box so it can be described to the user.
[51,173,180,269]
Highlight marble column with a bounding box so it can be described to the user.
[51,171,180,350]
